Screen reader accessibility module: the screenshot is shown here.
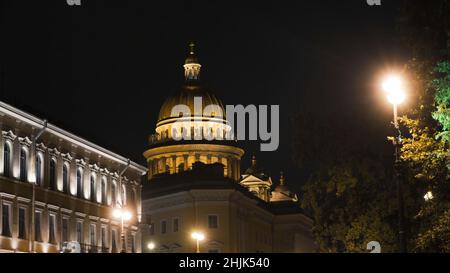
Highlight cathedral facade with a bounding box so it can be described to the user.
[141,45,316,253]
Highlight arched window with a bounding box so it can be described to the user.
[62,164,69,193]
[49,159,56,190]
[101,176,107,205]
[111,181,117,207]
[76,169,83,198]
[20,147,28,182]
[90,174,96,202]
[3,142,11,177]
[36,154,43,186]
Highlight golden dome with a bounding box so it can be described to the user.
[157,84,226,123]
[157,43,227,124]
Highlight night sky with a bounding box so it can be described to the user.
[1,0,407,190]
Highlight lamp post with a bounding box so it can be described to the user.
[191,232,205,253]
[382,75,407,253]
[113,208,132,253]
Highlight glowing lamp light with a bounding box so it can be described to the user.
[147,242,156,250]
[113,208,132,221]
[191,232,205,241]
[123,211,132,221]
[387,91,406,105]
[382,75,406,105]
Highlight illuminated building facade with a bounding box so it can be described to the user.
[0,102,147,253]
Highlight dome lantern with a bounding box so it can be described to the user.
[183,42,201,81]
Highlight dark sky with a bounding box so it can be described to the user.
[1,0,407,190]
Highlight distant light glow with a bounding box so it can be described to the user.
[147,242,155,250]
[191,232,205,241]
[424,191,434,201]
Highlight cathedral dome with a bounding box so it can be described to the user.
[157,85,226,123]
[157,42,227,125]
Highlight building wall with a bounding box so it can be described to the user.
[0,102,147,253]
[141,189,314,253]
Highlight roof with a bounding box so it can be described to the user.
[0,100,147,174]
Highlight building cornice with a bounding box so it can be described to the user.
[0,101,147,174]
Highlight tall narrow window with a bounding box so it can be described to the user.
[90,175,96,202]
[62,218,69,242]
[35,211,42,242]
[3,142,11,177]
[173,218,179,233]
[20,148,28,182]
[130,189,136,207]
[111,181,116,207]
[36,154,42,186]
[90,224,96,246]
[1,204,11,237]
[161,220,167,234]
[111,229,117,253]
[76,221,83,243]
[62,164,69,194]
[18,207,27,239]
[101,177,107,205]
[49,215,56,244]
[149,223,155,235]
[49,159,56,190]
[101,226,107,250]
[76,169,83,198]
[121,185,126,206]
[131,234,135,253]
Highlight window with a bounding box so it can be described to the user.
[130,189,136,207]
[101,177,107,205]
[90,175,96,202]
[111,229,117,253]
[208,215,218,229]
[1,204,11,237]
[161,220,167,234]
[62,164,69,193]
[76,169,83,198]
[62,218,69,242]
[111,181,116,206]
[173,218,179,233]
[49,214,56,244]
[3,142,11,177]
[76,221,83,243]
[101,226,107,249]
[90,224,96,246]
[121,185,126,206]
[18,207,27,239]
[36,154,43,186]
[35,211,42,242]
[20,147,28,182]
[131,234,135,253]
[49,159,56,190]
[149,223,155,235]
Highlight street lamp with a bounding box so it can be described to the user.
[113,208,132,253]
[147,242,156,252]
[382,74,407,253]
[191,232,205,253]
